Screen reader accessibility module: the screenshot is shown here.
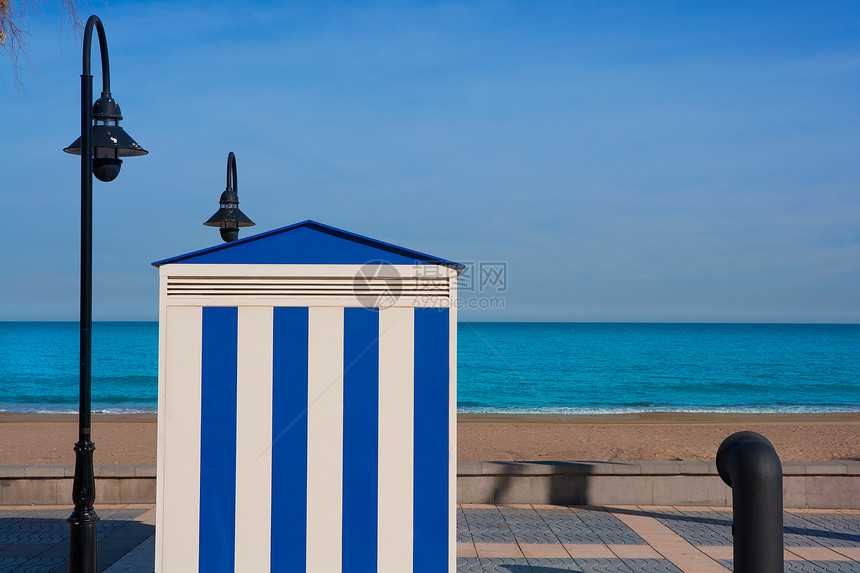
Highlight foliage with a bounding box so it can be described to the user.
[1,0,80,86]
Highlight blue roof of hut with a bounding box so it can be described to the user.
[153,220,463,271]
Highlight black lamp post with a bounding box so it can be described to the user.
[204,151,255,242]
[62,15,147,573]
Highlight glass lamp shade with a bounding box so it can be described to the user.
[204,189,255,242]
[64,94,148,181]
[203,204,256,228]
[63,124,148,158]
[64,94,148,158]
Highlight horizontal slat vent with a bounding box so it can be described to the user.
[166,276,449,299]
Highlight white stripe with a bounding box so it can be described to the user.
[155,271,168,573]
[378,308,415,572]
[448,282,458,573]
[234,307,274,573]
[306,307,344,573]
[159,306,202,573]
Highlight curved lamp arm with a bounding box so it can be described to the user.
[82,15,110,94]
[227,151,238,192]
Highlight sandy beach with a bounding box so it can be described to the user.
[1,411,857,464]
[458,412,859,462]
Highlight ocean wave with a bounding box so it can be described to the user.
[3,404,858,416]
[456,405,860,415]
[0,406,157,415]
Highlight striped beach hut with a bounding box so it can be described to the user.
[152,220,462,573]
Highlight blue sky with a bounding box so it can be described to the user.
[2,0,859,322]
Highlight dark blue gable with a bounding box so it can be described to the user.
[153,220,463,270]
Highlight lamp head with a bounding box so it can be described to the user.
[64,92,148,182]
[203,187,255,243]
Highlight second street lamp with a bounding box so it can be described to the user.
[62,14,147,573]
[204,151,255,242]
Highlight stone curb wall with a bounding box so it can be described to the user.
[457,461,860,508]
[0,464,156,506]
[2,461,858,508]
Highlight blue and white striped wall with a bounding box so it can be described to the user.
[155,264,457,573]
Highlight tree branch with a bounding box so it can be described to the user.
[1,1,81,88]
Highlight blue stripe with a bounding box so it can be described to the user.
[413,307,449,573]
[199,307,238,573]
[342,307,379,573]
[271,307,309,572]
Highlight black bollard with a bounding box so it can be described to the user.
[716,431,783,573]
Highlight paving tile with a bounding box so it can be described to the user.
[0,544,54,558]
[572,557,635,572]
[721,560,860,573]
[638,507,860,553]
[520,543,570,559]
[457,557,483,573]
[474,542,525,558]
[656,546,730,572]
[813,562,860,572]
[1,503,858,573]
[563,544,616,559]
[642,509,733,546]
[0,556,67,573]
[608,544,663,559]
[0,531,67,545]
[656,544,727,564]
[0,556,32,571]
[102,535,154,573]
[573,508,644,545]
[787,546,853,561]
[831,547,860,560]
[499,506,561,544]
[98,547,135,570]
[458,507,474,543]
[29,545,68,558]
[463,507,517,543]
[607,510,690,548]
[783,513,827,548]
[696,546,733,561]
[527,557,585,571]
[0,520,66,533]
[718,547,814,562]
[458,542,478,558]
[789,514,860,549]
[785,512,860,548]
[478,557,532,572]
[674,510,732,542]
[536,507,603,544]
[609,510,730,573]
[784,547,807,560]
[0,506,153,573]
[618,558,683,573]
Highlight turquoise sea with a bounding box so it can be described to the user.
[0,322,858,414]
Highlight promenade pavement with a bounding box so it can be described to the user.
[1,503,859,572]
